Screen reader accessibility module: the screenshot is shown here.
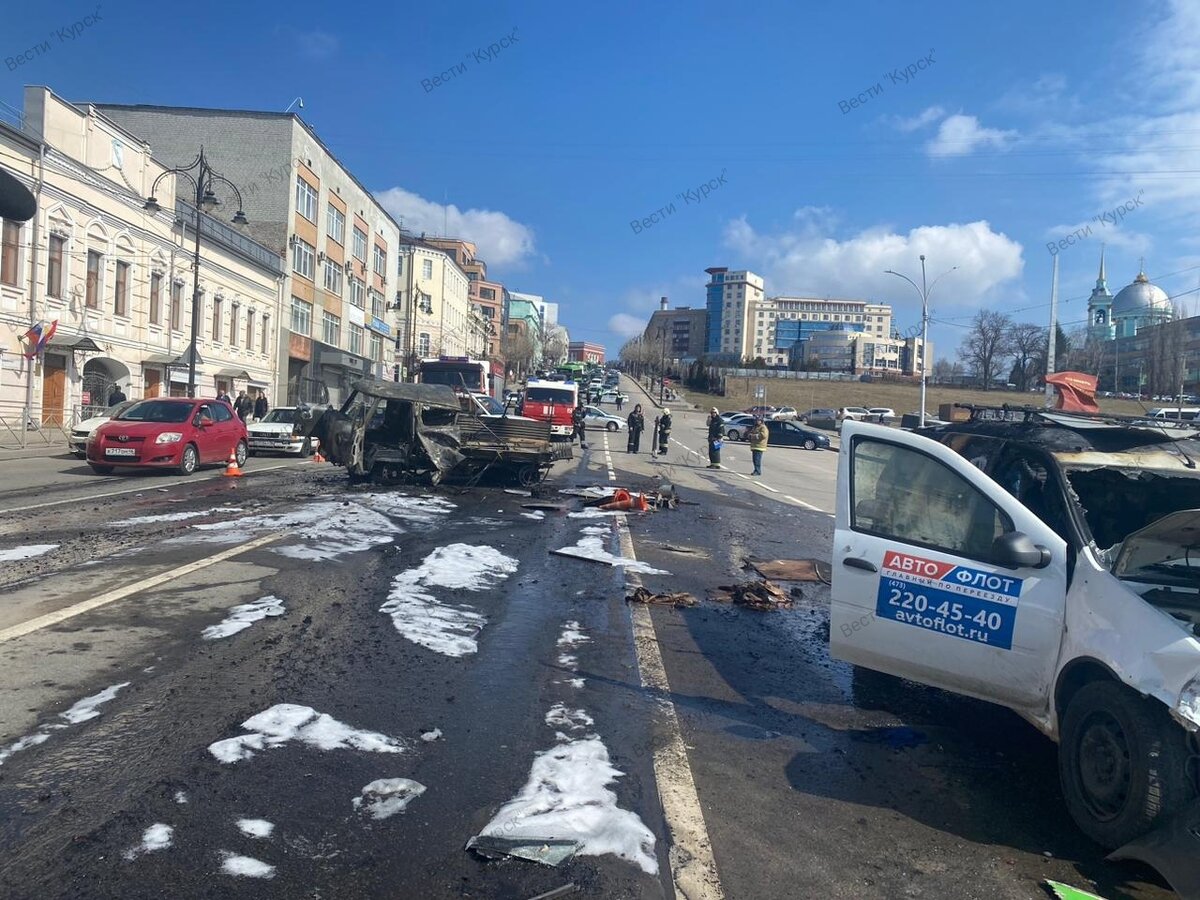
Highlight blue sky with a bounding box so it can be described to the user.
[5,0,1199,359]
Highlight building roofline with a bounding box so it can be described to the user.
[86,100,405,237]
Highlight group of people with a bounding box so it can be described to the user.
[216,389,270,423]
[706,408,769,476]
[622,404,670,455]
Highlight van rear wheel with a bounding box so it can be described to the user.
[1059,680,1195,849]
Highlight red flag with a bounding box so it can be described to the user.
[21,320,58,359]
[1045,371,1099,413]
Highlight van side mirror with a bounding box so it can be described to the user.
[992,531,1051,569]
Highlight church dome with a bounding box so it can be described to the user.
[1112,270,1171,317]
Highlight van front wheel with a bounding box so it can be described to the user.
[1059,680,1195,849]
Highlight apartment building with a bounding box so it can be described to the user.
[799,329,931,376]
[97,102,399,405]
[395,236,478,373]
[704,267,764,356]
[0,88,282,427]
[421,236,492,364]
[643,297,707,362]
[754,296,893,366]
[567,341,604,364]
[504,294,544,377]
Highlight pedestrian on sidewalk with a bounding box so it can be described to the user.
[706,407,723,468]
[748,416,769,476]
[235,390,253,422]
[253,392,269,422]
[626,404,644,452]
[107,385,126,405]
[657,408,672,456]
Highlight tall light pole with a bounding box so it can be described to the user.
[657,326,668,404]
[144,148,248,398]
[886,255,956,428]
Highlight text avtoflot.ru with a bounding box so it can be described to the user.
[838,49,936,114]
[1047,190,1145,256]
[630,170,728,235]
[422,28,519,93]
[6,5,103,71]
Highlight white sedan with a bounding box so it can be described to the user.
[247,407,321,456]
[582,406,625,431]
[69,400,137,457]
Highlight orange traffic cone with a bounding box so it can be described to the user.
[311,448,325,463]
[223,446,244,478]
[634,493,650,512]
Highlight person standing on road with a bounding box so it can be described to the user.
[627,404,644,452]
[706,407,723,468]
[253,392,269,423]
[107,386,127,405]
[572,402,587,445]
[748,416,769,476]
[615,394,624,411]
[657,408,672,456]
[235,390,253,422]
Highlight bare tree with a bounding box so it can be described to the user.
[1063,326,1104,377]
[1008,322,1048,391]
[505,329,538,378]
[543,324,569,365]
[957,311,1014,389]
[931,358,954,384]
[1145,304,1187,398]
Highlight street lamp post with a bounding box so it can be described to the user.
[144,149,248,399]
[885,255,956,428]
[658,326,668,404]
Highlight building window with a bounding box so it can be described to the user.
[290,297,312,336]
[295,176,317,222]
[86,249,102,308]
[46,233,66,298]
[149,273,162,326]
[418,332,430,356]
[229,305,239,348]
[480,286,495,301]
[326,203,345,244]
[246,308,255,350]
[170,282,183,331]
[370,290,384,320]
[352,226,367,262]
[373,244,387,277]
[324,258,343,295]
[114,260,130,317]
[369,332,382,363]
[292,238,315,280]
[0,219,22,288]
[262,314,270,355]
[322,310,340,346]
[348,323,364,356]
[212,295,223,343]
[421,258,433,280]
[350,277,365,308]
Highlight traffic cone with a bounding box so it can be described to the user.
[223,446,244,478]
[311,448,325,463]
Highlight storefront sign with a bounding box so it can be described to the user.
[369,316,391,336]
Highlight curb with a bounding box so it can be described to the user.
[0,445,74,461]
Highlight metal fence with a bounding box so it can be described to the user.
[0,400,78,450]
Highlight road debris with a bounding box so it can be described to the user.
[525,885,579,900]
[466,835,580,867]
[749,559,832,583]
[626,587,697,607]
[712,580,793,611]
[1107,798,1200,899]
[352,778,426,819]
[1045,881,1108,900]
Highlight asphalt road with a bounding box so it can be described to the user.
[0,410,1178,900]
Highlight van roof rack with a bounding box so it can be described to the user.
[953,403,1200,432]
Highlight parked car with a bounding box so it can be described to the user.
[838,406,871,422]
[247,407,321,456]
[88,397,248,476]
[723,413,758,441]
[771,406,799,421]
[765,420,830,450]
[832,413,1200,850]
[743,405,778,418]
[799,408,839,426]
[582,405,625,431]
[69,399,137,457]
[598,390,629,405]
[867,407,896,423]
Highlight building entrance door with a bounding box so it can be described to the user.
[41,355,67,426]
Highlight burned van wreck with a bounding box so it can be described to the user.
[300,378,568,485]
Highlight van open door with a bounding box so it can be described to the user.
[830,422,1068,712]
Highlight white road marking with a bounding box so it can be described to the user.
[758,483,780,494]
[601,433,617,482]
[616,516,726,900]
[783,494,831,514]
[0,532,284,643]
[2,464,295,515]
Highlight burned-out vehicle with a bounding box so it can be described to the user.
[301,378,568,486]
[831,407,1200,864]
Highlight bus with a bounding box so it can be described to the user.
[520,378,578,439]
[417,357,491,399]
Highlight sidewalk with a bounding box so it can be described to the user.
[0,440,73,461]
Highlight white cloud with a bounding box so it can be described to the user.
[608,313,647,340]
[890,106,945,132]
[723,215,1024,320]
[375,187,536,267]
[926,114,1017,158]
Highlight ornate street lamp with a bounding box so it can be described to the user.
[144,148,248,398]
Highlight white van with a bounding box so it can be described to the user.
[1147,407,1200,421]
[831,417,1200,852]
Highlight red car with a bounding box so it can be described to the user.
[87,397,248,476]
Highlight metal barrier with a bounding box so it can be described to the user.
[0,402,78,450]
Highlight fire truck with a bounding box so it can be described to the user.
[519,379,578,439]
